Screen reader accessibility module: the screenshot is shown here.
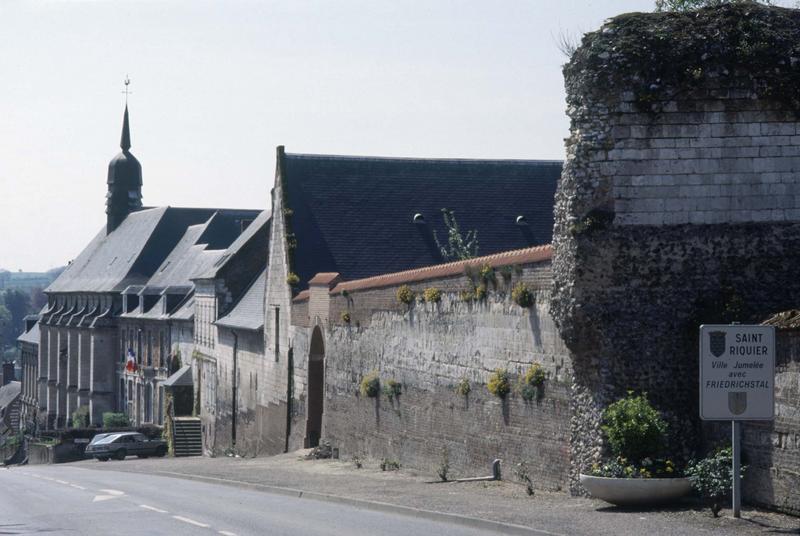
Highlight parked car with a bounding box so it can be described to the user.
[85,432,167,461]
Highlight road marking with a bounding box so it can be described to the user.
[56,480,70,485]
[172,516,210,528]
[219,531,238,536]
[70,484,86,490]
[140,504,168,514]
[93,490,125,502]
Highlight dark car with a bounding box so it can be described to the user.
[85,432,167,461]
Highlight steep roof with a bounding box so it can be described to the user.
[47,207,260,294]
[0,381,20,410]
[197,209,271,280]
[215,270,266,331]
[281,151,560,288]
[17,321,40,345]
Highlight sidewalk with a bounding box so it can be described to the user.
[72,450,798,536]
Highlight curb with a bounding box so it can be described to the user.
[154,470,565,536]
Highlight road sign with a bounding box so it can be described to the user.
[699,324,775,421]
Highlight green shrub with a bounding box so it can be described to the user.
[341,312,351,324]
[487,369,511,398]
[423,287,442,303]
[519,363,546,401]
[437,446,450,482]
[380,458,400,471]
[102,412,129,429]
[686,447,745,517]
[455,377,471,396]
[479,264,495,283]
[515,461,535,496]
[396,285,415,305]
[511,283,534,308]
[601,392,667,463]
[382,379,402,398]
[459,289,474,303]
[474,283,487,301]
[359,371,380,398]
[286,272,300,287]
[71,405,90,428]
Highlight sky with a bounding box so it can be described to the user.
[0,0,689,271]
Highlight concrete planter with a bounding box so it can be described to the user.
[579,474,692,506]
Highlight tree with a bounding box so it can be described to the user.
[655,0,772,11]
[0,289,32,353]
[433,209,479,262]
[0,304,11,349]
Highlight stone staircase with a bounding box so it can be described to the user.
[7,404,19,433]
[172,417,202,457]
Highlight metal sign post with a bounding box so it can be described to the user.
[731,420,741,518]
[699,324,775,519]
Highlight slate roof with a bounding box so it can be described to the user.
[17,321,40,345]
[0,381,20,410]
[215,270,266,331]
[197,209,271,280]
[47,207,261,294]
[281,152,561,288]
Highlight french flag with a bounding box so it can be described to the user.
[125,348,137,373]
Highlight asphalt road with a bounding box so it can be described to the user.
[0,464,508,536]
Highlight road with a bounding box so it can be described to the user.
[0,464,507,536]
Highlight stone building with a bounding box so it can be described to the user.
[31,106,261,429]
[260,147,562,455]
[17,315,39,432]
[189,209,270,453]
[116,210,262,427]
[206,270,267,455]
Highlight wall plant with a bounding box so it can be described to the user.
[359,371,380,398]
[487,369,511,398]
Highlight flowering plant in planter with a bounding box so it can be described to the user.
[590,456,679,479]
[580,392,690,506]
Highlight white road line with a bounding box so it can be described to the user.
[140,504,168,514]
[172,516,210,528]
[99,489,125,496]
[219,531,238,536]
[70,484,86,490]
[56,480,69,485]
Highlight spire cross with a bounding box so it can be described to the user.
[121,76,132,103]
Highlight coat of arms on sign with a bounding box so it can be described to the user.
[709,331,726,358]
[728,392,747,415]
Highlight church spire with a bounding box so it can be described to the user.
[106,79,143,235]
[120,104,131,151]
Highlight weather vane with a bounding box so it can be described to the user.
[122,76,132,103]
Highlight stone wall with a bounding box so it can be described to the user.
[211,327,268,456]
[290,248,574,490]
[552,3,800,510]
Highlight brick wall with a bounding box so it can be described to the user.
[290,253,573,490]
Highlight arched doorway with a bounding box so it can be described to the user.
[305,326,325,448]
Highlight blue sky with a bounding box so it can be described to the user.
[0,0,679,270]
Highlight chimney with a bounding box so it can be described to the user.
[2,362,14,386]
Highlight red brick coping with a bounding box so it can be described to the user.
[293,245,552,302]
